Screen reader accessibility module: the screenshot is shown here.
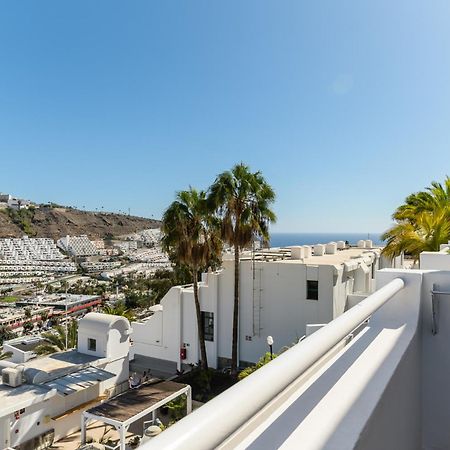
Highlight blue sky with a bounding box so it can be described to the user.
[1,1,449,232]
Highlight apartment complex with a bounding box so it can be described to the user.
[0,237,76,284]
[131,241,393,372]
[57,235,99,257]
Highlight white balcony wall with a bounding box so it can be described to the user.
[420,251,450,270]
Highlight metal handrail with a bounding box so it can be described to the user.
[141,277,405,450]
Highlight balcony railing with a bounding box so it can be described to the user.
[141,277,405,450]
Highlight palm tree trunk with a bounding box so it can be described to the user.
[193,270,208,370]
[231,245,239,376]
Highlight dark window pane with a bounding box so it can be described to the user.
[88,338,97,351]
[307,280,319,300]
[201,311,214,341]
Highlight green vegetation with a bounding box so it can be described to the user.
[34,320,78,355]
[238,352,278,380]
[0,296,18,303]
[176,368,236,402]
[162,189,222,370]
[22,321,34,333]
[382,177,450,261]
[158,163,276,375]
[5,206,36,236]
[208,163,276,375]
[0,325,16,345]
[117,268,192,309]
[166,394,188,421]
[0,351,12,360]
[102,301,135,321]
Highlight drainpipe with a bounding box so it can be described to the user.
[177,288,183,372]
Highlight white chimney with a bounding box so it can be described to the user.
[290,246,304,260]
[314,244,325,256]
[303,246,312,258]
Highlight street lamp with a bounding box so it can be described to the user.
[267,335,274,360]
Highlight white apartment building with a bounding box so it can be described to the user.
[131,241,392,372]
[142,247,450,450]
[0,313,131,449]
[0,193,33,210]
[80,260,121,273]
[0,237,76,284]
[57,235,99,257]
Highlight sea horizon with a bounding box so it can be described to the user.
[269,232,383,248]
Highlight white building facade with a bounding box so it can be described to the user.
[132,244,385,370]
[0,313,131,449]
[142,247,450,450]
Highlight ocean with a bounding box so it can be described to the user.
[269,233,383,248]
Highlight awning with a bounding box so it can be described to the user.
[43,366,115,396]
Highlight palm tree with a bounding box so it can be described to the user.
[392,177,450,222]
[0,351,12,360]
[24,307,32,320]
[208,163,276,375]
[383,177,450,260]
[382,211,450,262]
[161,188,222,371]
[102,302,135,321]
[0,325,16,345]
[34,321,78,356]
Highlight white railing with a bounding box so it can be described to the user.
[141,277,405,450]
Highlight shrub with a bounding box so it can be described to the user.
[238,352,278,380]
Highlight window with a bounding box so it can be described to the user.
[201,312,214,342]
[88,338,97,351]
[307,280,319,300]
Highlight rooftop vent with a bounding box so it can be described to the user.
[314,244,325,256]
[303,246,312,258]
[2,367,23,387]
[290,246,304,260]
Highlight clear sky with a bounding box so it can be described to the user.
[1,1,449,233]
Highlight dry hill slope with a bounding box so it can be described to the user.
[0,206,160,240]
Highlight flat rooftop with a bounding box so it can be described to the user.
[240,247,380,268]
[8,337,45,351]
[17,294,101,307]
[87,380,188,423]
[0,382,56,415]
[21,349,101,380]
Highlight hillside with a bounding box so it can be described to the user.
[0,205,160,240]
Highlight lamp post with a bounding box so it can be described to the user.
[267,335,274,360]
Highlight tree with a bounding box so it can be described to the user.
[382,177,450,261]
[102,302,135,321]
[161,188,222,371]
[34,321,78,355]
[0,351,12,360]
[382,211,450,262]
[24,307,32,320]
[392,177,450,223]
[40,310,49,322]
[209,163,276,375]
[22,321,34,334]
[0,325,16,345]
